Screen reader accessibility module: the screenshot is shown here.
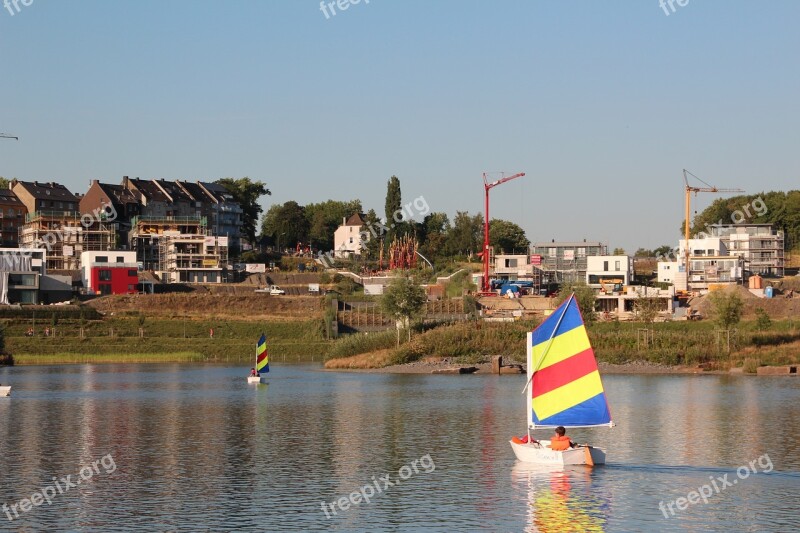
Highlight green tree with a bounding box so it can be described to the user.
[634,248,654,258]
[445,211,483,257]
[556,282,597,324]
[489,219,530,254]
[612,247,626,255]
[260,201,309,249]
[653,245,675,260]
[304,199,363,250]
[710,290,743,330]
[419,212,450,261]
[754,307,772,330]
[361,209,383,262]
[634,295,662,324]
[0,177,10,189]
[384,176,403,240]
[216,177,271,245]
[381,274,427,345]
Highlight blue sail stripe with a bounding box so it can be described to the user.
[531,298,584,347]
[532,392,611,427]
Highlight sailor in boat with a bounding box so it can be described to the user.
[549,427,577,451]
[249,368,260,377]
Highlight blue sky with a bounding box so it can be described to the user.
[1,0,798,252]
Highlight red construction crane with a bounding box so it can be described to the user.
[481,171,525,293]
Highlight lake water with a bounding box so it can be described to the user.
[1,364,798,532]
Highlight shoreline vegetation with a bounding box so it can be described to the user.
[1,290,798,375]
[322,318,800,374]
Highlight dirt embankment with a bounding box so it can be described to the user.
[86,292,325,320]
[690,284,799,319]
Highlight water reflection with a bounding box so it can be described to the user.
[512,463,608,532]
[1,366,799,531]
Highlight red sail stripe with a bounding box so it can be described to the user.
[531,347,599,398]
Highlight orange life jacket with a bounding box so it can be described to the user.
[549,434,572,451]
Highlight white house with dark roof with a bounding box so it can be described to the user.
[333,213,367,258]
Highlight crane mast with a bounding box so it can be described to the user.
[681,169,744,288]
[481,172,525,293]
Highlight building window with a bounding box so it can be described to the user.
[577,247,586,258]
[128,270,138,277]
[603,261,609,271]
[128,284,136,291]
[548,248,556,258]
[615,260,620,270]
[99,269,111,281]
[96,256,108,263]
[116,256,125,263]
[98,284,112,295]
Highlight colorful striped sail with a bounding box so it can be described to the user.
[527,294,611,428]
[256,333,269,374]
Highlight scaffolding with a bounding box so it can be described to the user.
[129,215,207,271]
[157,233,228,283]
[19,211,117,270]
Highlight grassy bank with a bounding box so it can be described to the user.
[5,316,331,365]
[324,319,800,370]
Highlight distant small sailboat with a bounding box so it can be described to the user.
[247,333,269,384]
[510,294,613,465]
[0,385,10,397]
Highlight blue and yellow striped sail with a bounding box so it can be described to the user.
[527,295,612,428]
[256,333,269,374]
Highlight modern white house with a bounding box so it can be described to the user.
[709,224,784,276]
[333,214,367,258]
[585,255,633,288]
[663,237,743,291]
[657,261,679,284]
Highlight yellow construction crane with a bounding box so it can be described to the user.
[682,169,744,269]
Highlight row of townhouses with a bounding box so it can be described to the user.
[0,178,244,302]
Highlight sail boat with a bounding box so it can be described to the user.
[247,333,269,384]
[510,294,613,465]
[0,385,10,397]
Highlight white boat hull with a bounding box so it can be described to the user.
[510,439,606,466]
[0,386,10,397]
[247,376,265,384]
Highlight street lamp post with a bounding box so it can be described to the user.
[277,232,286,254]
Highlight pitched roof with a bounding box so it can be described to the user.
[344,213,366,226]
[127,178,171,203]
[13,181,78,202]
[0,188,25,206]
[97,182,139,206]
[199,182,236,203]
[176,180,211,203]
[154,179,193,203]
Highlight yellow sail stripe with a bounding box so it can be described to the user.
[532,325,591,372]
[532,370,604,421]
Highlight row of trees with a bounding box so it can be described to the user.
[258,176,531,263]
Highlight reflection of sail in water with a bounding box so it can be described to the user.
[511,463,608,533]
